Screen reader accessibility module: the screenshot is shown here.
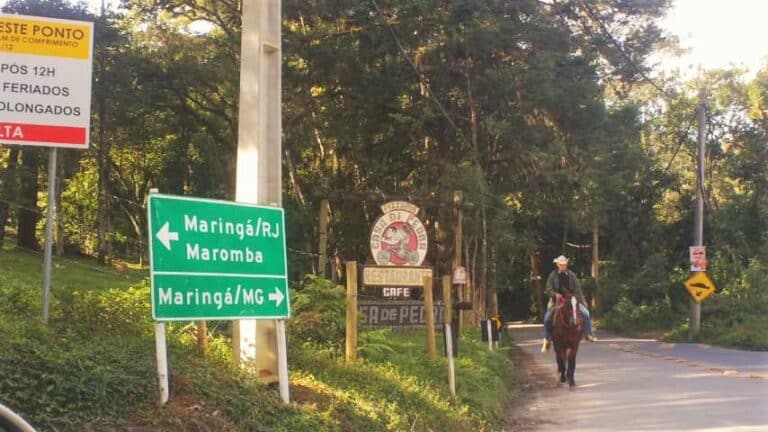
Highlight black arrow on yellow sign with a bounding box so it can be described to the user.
[684,272,716,303]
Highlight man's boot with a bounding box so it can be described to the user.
[541,338,551,352]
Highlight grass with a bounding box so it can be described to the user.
[0,243,516,430]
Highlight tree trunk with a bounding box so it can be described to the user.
[475,204,488,322]
[318,198,329,277]
[464,232,476,325]
[0,147,19,246]
[486,239,498,316]
[531,252,544,321]
[17,149,41,251]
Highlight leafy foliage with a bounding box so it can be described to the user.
[288,275,347,351]
[0,246,514,429]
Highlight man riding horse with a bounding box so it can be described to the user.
[541,255,597,352]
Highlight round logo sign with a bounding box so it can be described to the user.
[370,203,428,266]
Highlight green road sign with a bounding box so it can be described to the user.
[148,194,289,320]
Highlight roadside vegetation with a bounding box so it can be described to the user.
[599,250,768,350]
[0,245,514,431]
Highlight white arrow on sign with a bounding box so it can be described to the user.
[156,222,179,251]
[269,286,285,307]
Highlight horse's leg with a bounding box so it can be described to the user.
[555,345,566,383]
[567,344,578,389]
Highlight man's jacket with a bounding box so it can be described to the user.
[545,269,585,305]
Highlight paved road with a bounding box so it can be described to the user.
[507,324,768,432]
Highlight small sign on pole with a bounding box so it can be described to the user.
[689,246,707,272]
[452,266,467,285]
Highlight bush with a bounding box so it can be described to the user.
[0,318,155,430]
[358,328,396,360]
[288,275,346,351]
[602,297,682,334]
[57,280,153,337]
[604,255,768,350]
[600,252,688,313]
[685,258,768,349]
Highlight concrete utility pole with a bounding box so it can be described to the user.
[690,88,706,340]
[233,0,284,397]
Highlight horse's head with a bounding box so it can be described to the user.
[555,294,580,327]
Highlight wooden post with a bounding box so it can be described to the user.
[318,198,329,277]
[442,275,456,397]
[424,275,437,360]
[197,321,208,352]
[345,261,358,363]
[442,275,453,324]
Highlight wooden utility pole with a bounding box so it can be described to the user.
[453,190,464,325]
[690,88,706,340]
[345,261,358,363]
[591,223,601,316]
[318,198,330,277]
[424,276,437,360]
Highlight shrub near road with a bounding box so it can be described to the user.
[0,245,515,431]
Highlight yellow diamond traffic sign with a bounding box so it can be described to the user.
[684,272,716,303]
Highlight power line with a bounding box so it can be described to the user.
[369,0,466,140]
[659,111,698,179]
[575,0,673,98]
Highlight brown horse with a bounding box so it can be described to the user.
[551,294,584,389]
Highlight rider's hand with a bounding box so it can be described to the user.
[555,293,564,302]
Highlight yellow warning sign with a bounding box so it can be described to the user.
[684,272,716,303]
[0,15,91,59]
[490,313,504,331]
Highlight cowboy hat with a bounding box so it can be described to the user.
[553,255,569,264]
